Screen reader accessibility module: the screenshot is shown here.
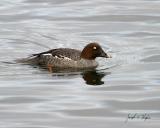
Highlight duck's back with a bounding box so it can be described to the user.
[33,48,81,61]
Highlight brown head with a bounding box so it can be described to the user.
[80,42,111,60]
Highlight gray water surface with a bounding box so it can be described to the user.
[0,0,160,128]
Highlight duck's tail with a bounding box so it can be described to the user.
[15,56,40,64]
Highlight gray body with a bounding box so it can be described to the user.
[18,48,98,69]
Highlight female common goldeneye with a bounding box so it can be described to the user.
[18,42,111,71]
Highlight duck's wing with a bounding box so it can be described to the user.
[32,48,81,61]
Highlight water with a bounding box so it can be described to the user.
[0,0,160,127]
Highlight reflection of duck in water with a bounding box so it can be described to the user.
[17,42,111,72]
[82,70,111,85]
[52,70,110,86]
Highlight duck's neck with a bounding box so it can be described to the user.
[80,49,96,60]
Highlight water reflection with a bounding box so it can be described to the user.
[82,70,110,85]
[50,68,110,86]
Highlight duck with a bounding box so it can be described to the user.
[18,42,111,71]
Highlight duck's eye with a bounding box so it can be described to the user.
[93,46,97,50]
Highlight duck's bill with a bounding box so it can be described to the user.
[105,53,112,58]
[100,51,112,58]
